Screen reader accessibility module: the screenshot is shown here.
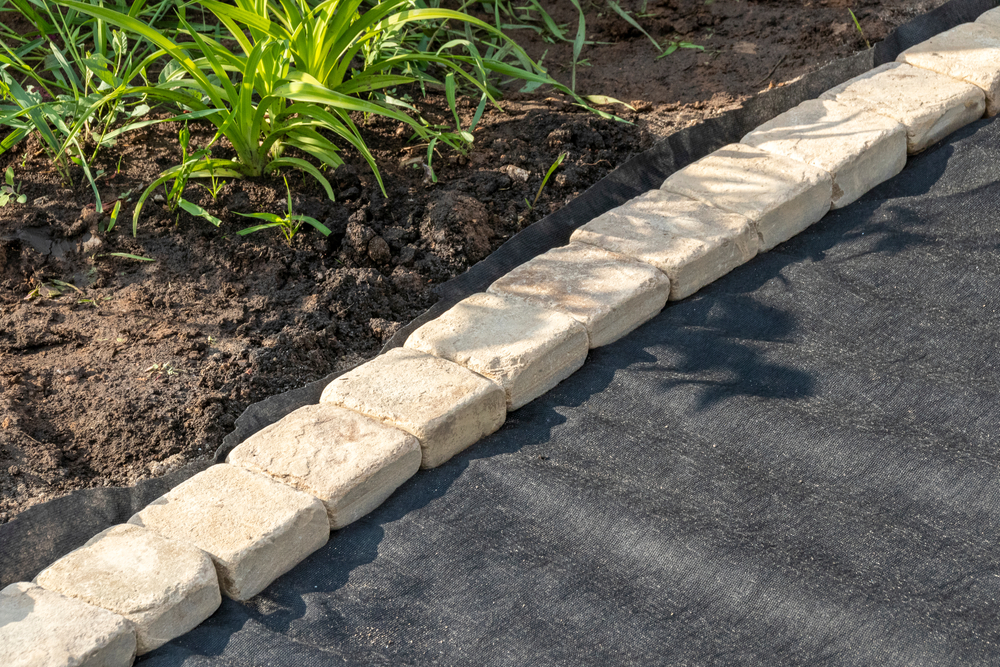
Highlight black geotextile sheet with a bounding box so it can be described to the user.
[2,0,1000,663]
[137,112,1000,665]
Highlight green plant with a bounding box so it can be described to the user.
[657,40,704,60]
[164,123,209,214]
[63,0,610,233]
[525,150,566,209]
[106,199,122,231]
[96,251,156,261]
[145,362,183,378]
[235,176,332,245]
[0,0,173,208]
[196,167,227,200]
[0,167,27,206]
[848,8,871,49]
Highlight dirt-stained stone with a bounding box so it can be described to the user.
[34,524,221,655]
[129,464,329,601]
[570,190,757,301]
[898,22,1000,117]
[227,404,421,529]
[661,143,832,251]
[741,99,906,209]
[820,62,985,153]
[404,292,589,409]
[0,582,136,667]
[320,347,506,468]
[486,243,670,348]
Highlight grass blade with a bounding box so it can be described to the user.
[97,252,155,261]
[607,0,663,54]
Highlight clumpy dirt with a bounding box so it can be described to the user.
[0,0,948,522]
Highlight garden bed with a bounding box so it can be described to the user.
[0,0,946,522]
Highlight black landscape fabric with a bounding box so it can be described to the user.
[2,0,1000,663]
[144,111,1000,665]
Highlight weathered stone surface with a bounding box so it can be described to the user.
[570,190,757,300]
[320,347,506,468]
[227,404,421,529]
[897,22,1000,117]
[35,524,220,655]
[661,143,832,251]
[742,98,906,209]
[820,62,985,153]
[485,244,670,348]
[977,6,1000,29]
[129,464,329,601]
[404,292,589,409]
[0,582,136,667]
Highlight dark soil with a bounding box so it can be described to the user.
[0,0,947,522]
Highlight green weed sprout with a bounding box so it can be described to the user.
[848,9,871,49]
[526,151,566,209]
[0,167,26,206]
[235,176,332,245]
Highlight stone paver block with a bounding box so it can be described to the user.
[977,7,1000,29]
[661,143,832,251]
[227,404,421,529]
[741,98,906,209]
[570,190,757,301]
[897,22,1000,117]
[404,292,589,409]
[35,524,221,655]
[129,464,329,601]
[485,244,670,348]
[321,347,506,468]
[0,582,136,667]
[820,62,985,153]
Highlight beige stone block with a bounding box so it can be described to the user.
[820,62,985,153]
[0,582,136,667]
[35,524,220,655]
[742,99,906,209]
[661,143,832,251]
[129,464,329,601]
[320,347,506,468]
[227,404,421,529]
[485,244,670,348]
[897,22,1000,117]
[404,292,589,409]
[976,7,1000,29]
[570,190,757,300]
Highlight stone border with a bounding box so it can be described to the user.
[5,13,1000,665]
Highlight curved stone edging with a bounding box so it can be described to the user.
[4,10,1000,665]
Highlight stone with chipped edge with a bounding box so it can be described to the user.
[0,582,136,667]
[404,292,589,409]
[129,464,329,601]
[35,523,221,655]
[897,21,1000,117]
[227,404,421,529]
[321,347,506,468]
[485,244,670,348]
[741,98,906,209]
[820,62,985,153]
[661,143,832,251]
[570,190,757,300]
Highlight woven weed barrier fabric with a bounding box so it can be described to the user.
[1,0,991,588]
[136,113,1000,665]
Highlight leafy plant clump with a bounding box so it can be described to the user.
[54,0,605,232]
